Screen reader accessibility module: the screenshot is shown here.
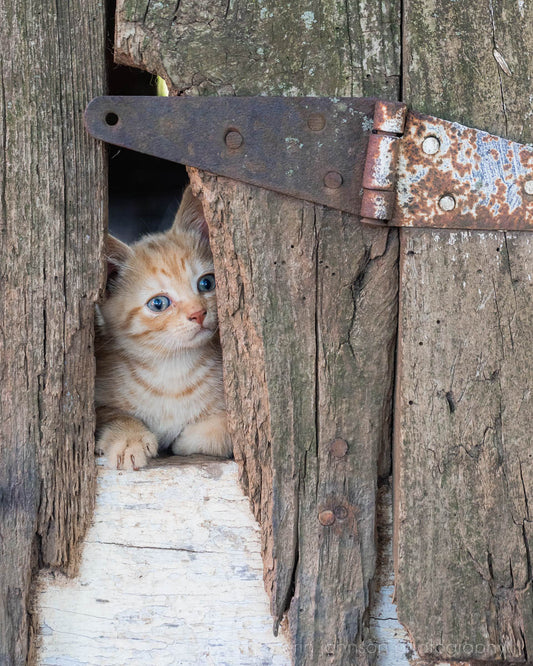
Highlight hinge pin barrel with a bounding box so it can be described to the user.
[360,100,407,227]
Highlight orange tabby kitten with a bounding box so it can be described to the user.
[95,186,231,470]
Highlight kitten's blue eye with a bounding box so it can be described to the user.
[197,273,216,292]
[147,295,171,312]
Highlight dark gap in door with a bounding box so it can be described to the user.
[107,63,188,242]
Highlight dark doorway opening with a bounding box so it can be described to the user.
[108,64,188,243]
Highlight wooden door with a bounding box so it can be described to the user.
[1,0,531,664]
[395,2,533,660]
[114,1,533,663]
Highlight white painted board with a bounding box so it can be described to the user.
[35,457,291,666]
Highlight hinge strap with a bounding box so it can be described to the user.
[84,95,533,231]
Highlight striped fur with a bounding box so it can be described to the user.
[95,187,231,470]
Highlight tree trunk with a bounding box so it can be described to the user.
[0,2,106,663]
[394,0,533,661]
[115,1,400,663]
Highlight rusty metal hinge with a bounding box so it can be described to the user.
[85,96,533,231]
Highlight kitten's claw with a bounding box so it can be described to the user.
[96,423,158,471]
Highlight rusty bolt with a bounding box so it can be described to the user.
[329,438,348,458]
[324,171,343,189]
[524,180,533,195]
[334,506,348,520]
[225,130,243,149]
[318,509,336,526]
[422,136,440,155]
[438,194,456,211]
[307,112,326,131]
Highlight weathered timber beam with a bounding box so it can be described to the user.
[395,0,533,660]
[0,1,106,662]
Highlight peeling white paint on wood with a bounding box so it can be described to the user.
[370,486,415,665]
[35,457,291,665]
[369,486,451,666]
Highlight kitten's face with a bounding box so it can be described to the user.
[101,189,219,355]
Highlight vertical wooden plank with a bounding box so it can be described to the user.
[115,1,400,662]
[396,1,533,661]
[188,172,399,665]
[0,1,106,662]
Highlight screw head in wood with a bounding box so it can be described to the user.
[307,112,326,131]
[422,135,440,155]
[318,509,336,526]
[225,130,243,149]
[524,180,533,195]
[438,194,456,211]
[324,171,343,189]
[329,438,348,458]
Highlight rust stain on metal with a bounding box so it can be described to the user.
[363,134,401,191]
[361,189,395,221]
[360,100,407,226]
[373,99,408,134]
[392,111,533,230]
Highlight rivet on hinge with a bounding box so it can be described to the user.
[360,100,407,227]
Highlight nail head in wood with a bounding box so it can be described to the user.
[329,438,349,458]
[318,509,336,526]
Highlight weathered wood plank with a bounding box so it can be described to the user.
[115,0,400,99]
[35,459,291,664]
[189,173,399,665]
[115,2,401,661]
[0,2,106,663]
[395,0,533,661]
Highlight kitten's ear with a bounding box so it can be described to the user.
[172,186,209,239]
[105,234,132,291]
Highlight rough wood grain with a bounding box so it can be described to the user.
[190,174,399,665]
[395,1,533,661]
[115,2,401,661]
[35,459,291,664]
[115,0,400,100]
[0,2,106,663]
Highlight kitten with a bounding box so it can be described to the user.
[95,186,231,470]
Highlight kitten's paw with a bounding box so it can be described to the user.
[96,423,158,471]
[172,413,232,458]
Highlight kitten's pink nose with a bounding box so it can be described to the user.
[188,309,207,326]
